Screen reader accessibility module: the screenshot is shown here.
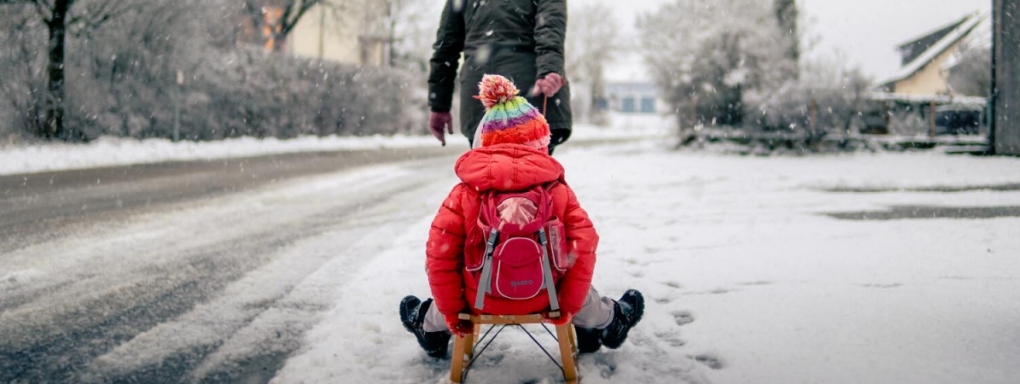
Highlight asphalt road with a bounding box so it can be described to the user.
[0,145,461,383]
[0,146,459,254]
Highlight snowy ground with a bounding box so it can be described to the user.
[3,114,1019,383]
[271,143,1020,384]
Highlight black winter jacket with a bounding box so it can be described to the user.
[428,0,572,146]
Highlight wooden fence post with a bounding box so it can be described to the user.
[809,99,818,131]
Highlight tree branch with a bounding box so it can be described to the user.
[280,0,323,36]
[34,0,54,23]
[241,0,268,45]
[0,0,64,23]
[68,0,139,37]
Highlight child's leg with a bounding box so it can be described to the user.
[422,300,450,332]
[421,287,616,331]
[571,286,615,329]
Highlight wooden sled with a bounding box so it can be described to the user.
[449,312,578,384]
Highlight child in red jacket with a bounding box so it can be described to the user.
[400,75,644,358]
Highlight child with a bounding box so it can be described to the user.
[400,75,643,358]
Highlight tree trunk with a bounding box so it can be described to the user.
[44,0,72,140]
[774,0,799,79]
[588,67,606,124]
[388,19,397,67]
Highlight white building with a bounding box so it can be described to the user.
[602,58,665,115]
[287,1,388,66]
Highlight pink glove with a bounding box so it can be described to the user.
[530,73,565,98]
[428,111,454,146]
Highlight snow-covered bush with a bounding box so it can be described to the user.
[638,0,795,129]
[0,7,47,141]
[947,41,991,97]
[638,0,872,146]
[0,0,425,142]
[745,59,872,135]
[146,48,422,140]
[566,1,619,126]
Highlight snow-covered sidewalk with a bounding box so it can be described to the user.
[0,115,669,176]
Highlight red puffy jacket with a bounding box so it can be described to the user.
[426,144,599,325]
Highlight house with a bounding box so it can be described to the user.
[879,13,986,95]
[864,13,989,136]
[602,59,664,115]
[605,82,660,114]
[287,1,388,66]
[239,0,389,67]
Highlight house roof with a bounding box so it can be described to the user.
[895,17,971,67]
[880,12,985,88]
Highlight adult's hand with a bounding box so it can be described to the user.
[428,111,454,146]
[530,73,565,98]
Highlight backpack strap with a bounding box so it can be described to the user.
[540,181,562,316]
[473,228,499,311]
[543,180,560,193]
[538,228,561,315]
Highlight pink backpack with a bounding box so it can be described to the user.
[468,182,569,315]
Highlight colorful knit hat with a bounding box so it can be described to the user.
[473,74,551,150]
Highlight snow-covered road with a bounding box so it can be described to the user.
[3,134,1019,384]
[0,153,462,382]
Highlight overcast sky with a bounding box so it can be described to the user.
[607,0,991,81]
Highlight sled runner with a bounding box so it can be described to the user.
[450,313,578,384]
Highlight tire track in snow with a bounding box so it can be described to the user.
[0,156,455,383]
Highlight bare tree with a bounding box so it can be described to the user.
[3,0,421,142]
[565,1,618,124]
[377,0,439,70]
[0,8,43,138]
[639,0,789,128]
[241,0,334,52]
[774,0,799,79]
[948,36,992,97]
[0,0,131,140]
[948,46,991,97]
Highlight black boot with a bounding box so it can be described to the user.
[574,326,603,354]
[601,289,645,349]
[399,295,451,358]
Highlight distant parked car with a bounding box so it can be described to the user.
[934,105,983,135]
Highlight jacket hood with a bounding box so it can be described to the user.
[455,144,564,192]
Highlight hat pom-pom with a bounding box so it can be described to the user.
[475,74,519,110]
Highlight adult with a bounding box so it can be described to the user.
[426,0,572,153]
